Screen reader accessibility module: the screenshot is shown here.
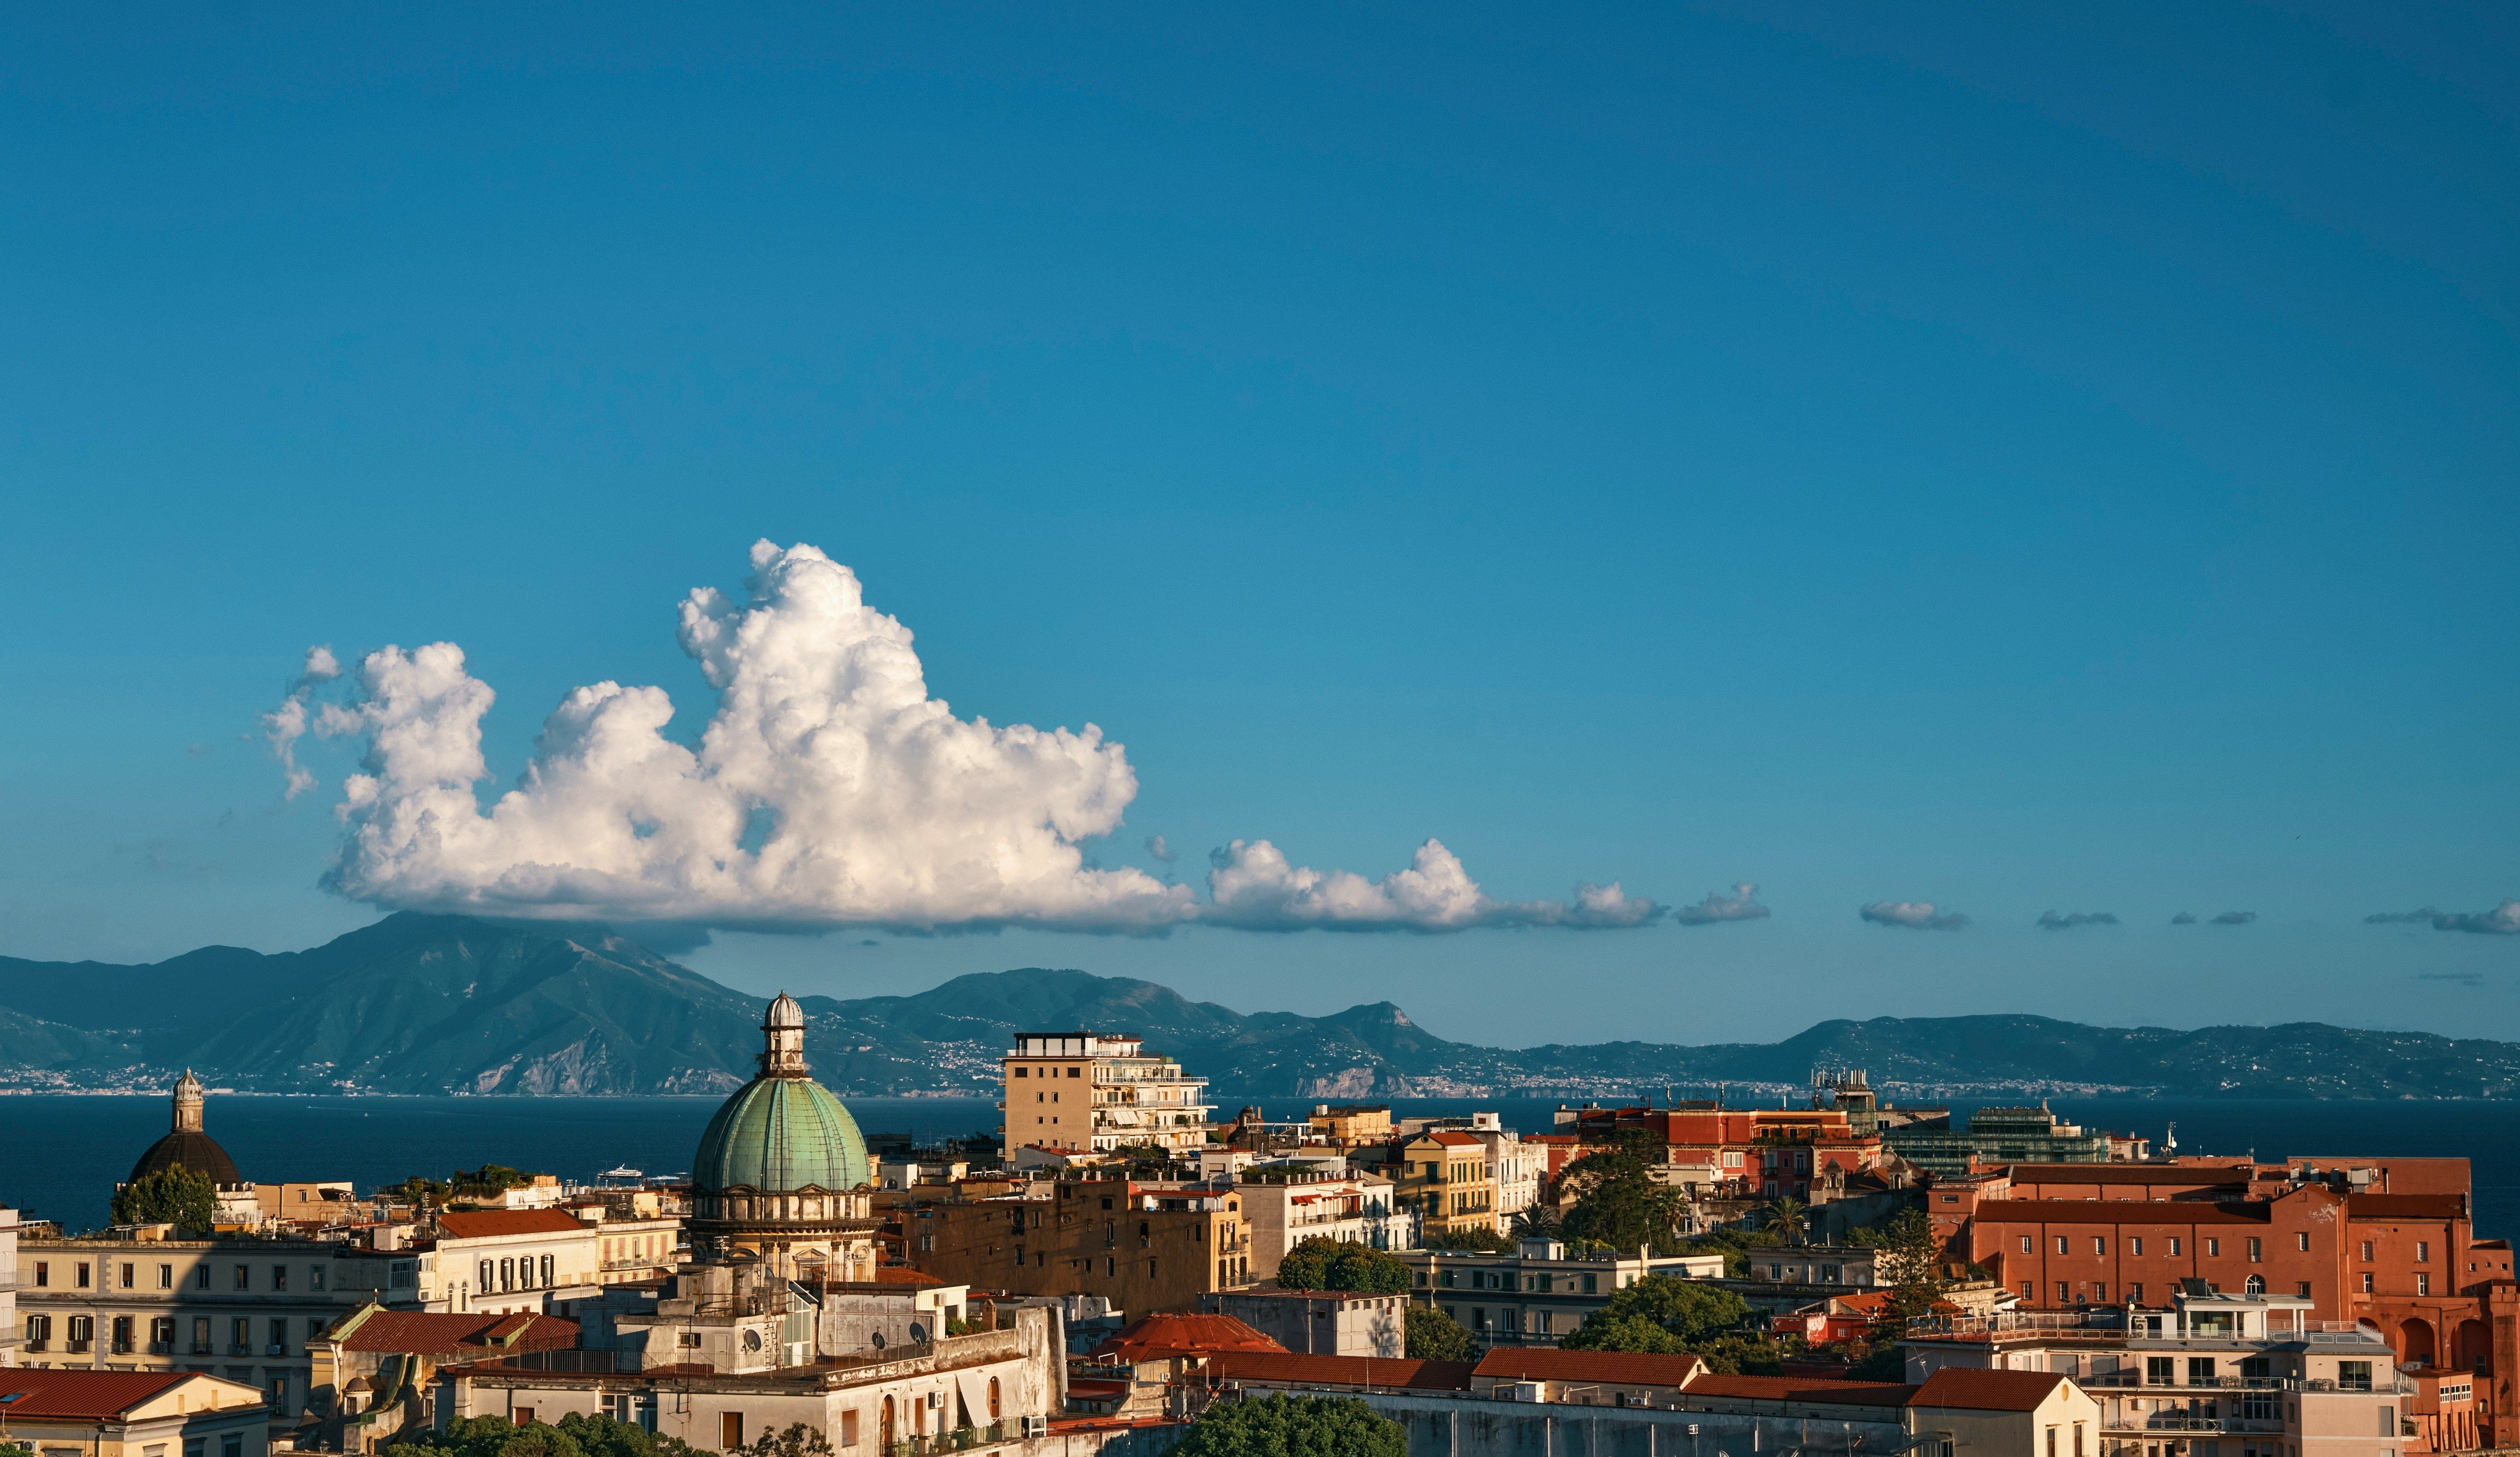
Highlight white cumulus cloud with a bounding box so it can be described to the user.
[1671,882,1770,926]
[2367,900,2520,936]
[261,645,341,799]
[280,540,1657,936]
[1860,900,1970,931]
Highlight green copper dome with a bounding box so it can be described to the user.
[692,1074,871,1194]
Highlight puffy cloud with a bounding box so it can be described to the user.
[2170,911,2198,925]
[1861,900,1969,931]
[1201,838,1661,931]
[282,540,1655,936]
[1145,835,1177,865]
[1671,882,1770,927]
[2210,911,2257,926]
[2037,911,2119,931]
[2367,900,2520,936]
[260,645,341,799]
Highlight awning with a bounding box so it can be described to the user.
[953,1367,996,1429]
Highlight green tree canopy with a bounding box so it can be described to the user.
[1561,1274,1751,1350]
[1555,1132,1682,1254]
[112,1167,219,1229]
[1276,1238,1411,1294]
[1422,1225,1516,1254]
[386,1413,699,1457]
[1175,1395,1405,1457]
[1873,1209,1949,1326]
[1404,1304,1474,1362]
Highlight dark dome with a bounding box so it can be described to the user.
[128,1130,242,1187]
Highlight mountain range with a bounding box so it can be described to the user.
[4,912,2517,1101]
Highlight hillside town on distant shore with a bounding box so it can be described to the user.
[1,997,2504,1457]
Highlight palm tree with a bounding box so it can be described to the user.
[1765,1195,1808,1246]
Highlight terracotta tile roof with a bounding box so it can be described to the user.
[2000,1165,2253,1184]
[1971,1200,2271,1226]
[1473,1348,1704,1386]
[875,1267,950,1287]
[1682,1375,1917,1407]
[2346,1195,2467,1222]
[332,1310,580,1354]
[1206,1352,1473,1391]
[1907,1368,2067,1412]
[1423,1131,1483,1147]
[0,1371,238,1422]
[436,1208,595,1239]
[1090,1313,1286,1362]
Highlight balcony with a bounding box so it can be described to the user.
[68,1338,92,1354]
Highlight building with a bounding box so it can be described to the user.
[1234,1161,1412,1281]
[1466,1114,1541,1228]
[305,1306,579,1451]
[1306,1106,1392,1151]
[122,1074,260,1226]
[1551,1100,1890,1205]
[906,1177,1257,1313]
[1885,1103,2114,1178]
[1468,1347,1704,1404]
[434,1305,1064,1453]
[1198,1289,1405,1358]
[1741,1244,1881,1288]
[426,1209,603,1315]
[1000,1032,1213,1159]
[15,1233,398,1427]
[1400,1239,1726,1347]
[1075,1312,1284,1420]
[1371,1130,1498,1239]
[1903,1287,2412,1457]
[0,1368,271,1457]
[2,1204,19,1370]
[688,993,880,1282]
[584,1206,682,1287]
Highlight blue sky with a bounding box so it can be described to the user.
[1,5,2513,1047]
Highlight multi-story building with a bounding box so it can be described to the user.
[15,1234,400,1427]
[1371,1130,1499,1239]
[1400,1239,1725,1347]
[906,1175,1255,1314]
[0,1367,274,1457]
[1234,1161,1413,1281]
[999,1032,1212,1159]
[2,1203,19,1369]
[1467,1114,1542,1228]
[1306,1106,1393,1150]
[1904,1287,2415,1457]
[420,1209,603,1315]
[1884,1103,2114,1178]
[1552,1101,1889,1204]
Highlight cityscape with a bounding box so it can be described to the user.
[4,6,2514,1457]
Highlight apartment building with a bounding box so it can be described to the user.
[1371,1130,1499,1239]
[1905,1287,2415,1457]
[1306,1106,1393,1150]
[906,1176,1255,1314]
[998,1032,1212,1158]
[0,1368,273,1457]
[1400,1239,1725,1347]
[416,1209,603,1315]
[15,1235,399,1426]
[1467,1113,1542,1226]
[1553,1101,1889,1203]
[1235,1162,1413,1281]
[2,1204,18,1369]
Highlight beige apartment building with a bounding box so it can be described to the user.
[999,1031,1212,1158]
[907,1176,1255,1314]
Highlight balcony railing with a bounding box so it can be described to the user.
[67,1338,92,1354]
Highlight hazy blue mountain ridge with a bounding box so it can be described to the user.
[3,914,2515,1099]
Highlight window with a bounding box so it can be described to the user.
[1067,1067,1080,1078]
[2297,1281,2312,1298]
[2130,1283,2143,1304]
[2297,1233,2310,1253]
[2381,1406,2397,1438]
[152,1317,175,1345]
[2022,1236,2035,1255]
[2245,1275,2264,1296]
[2361,1240,2375,1261]
[158,1263,174,1288]
[2417,1242,2431,1263]
[2046,1428,2057,1457]
[1014,1066,1027,1077]
[311,1265,325,1291]
[308,1317,328,1342]
[2057,1282,2069,1303]
[839,1411,859,1448]
[1583,1274,1597,1293]
[2361,1272,2375,1293]
[2189,1358,2218,1385]
[30,1261,44,1288]
[2339,1361,2372,1392]
[192,1317,211,1353]
[2247,1238,2262,1263]
[233,1265,249,1291]
[194,1265,211,1289]
[222,1436,241,1457]
[2168,1238,2182,1256]
[2418,1274,2431,1296]
[2021,1281,2034,1299]
[2131,1238,2144,1256]
[121,1263,136,1286]
[515,1411,537,1429]
[2206,1239,2220,1258]
[232,1317,250,1352]
[2057,1236,2070,1255]
[271,1264,288,1291]
[112,1315,133,1353]
[2095,1282,2107,1300]
[76,1262,90,1288]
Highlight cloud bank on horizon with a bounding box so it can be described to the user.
[1861,900,1969,931]
[2368,900,2520,936]
[274,540,1661,936]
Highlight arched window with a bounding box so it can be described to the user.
[2245,1275,2265,1296]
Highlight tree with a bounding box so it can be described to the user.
[112,1167,218,1229]
[1874,1209,1948,1326]
[1555,1133,1682,1254]
[387,1413,700,1457]
[735,1424,830,1457]
[556,1414,698,1457]
[1276,1237,1411,1295]
[1559,1315,1687,1354]
[1404,1304,1474,1361]
[1175,1395,1404,1457]
[1764,1195,1808,1246]
[1421,1225,1515,1254]
[1561,1274,1751,1349]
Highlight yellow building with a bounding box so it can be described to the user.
[1380,1130,1499,1238]
[1306,1105,1393,1149]
[1000,1032,1213,1158]
[0,1369,270,1457]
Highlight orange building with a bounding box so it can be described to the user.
[1553,1102,1887,1201]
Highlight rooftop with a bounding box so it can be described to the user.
[1473,1348,1704,1387]
[1090,1314,1285,1363]
[1206,1352,1473,1391]
[437,1208,595,1239]
[1907,1367,2067,1413]
[328,1309,580,1355]
[0,1371,255,1424]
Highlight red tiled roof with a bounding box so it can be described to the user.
[2346,1195,2466,1222]
[1091,1313,1285,1362]
[1206,1352,1473,1391]
[437,1208,594,1239]
[875,1267,949,1287]
[1970,1200,2271,1226]
[1999,1165,2252,1184]
[1423,1131,1483,1147]
[1473,1348,1703,1387]
[332,1310,580,1354]
[1683,1374,1917,1407]
[0,1371,245,1422]
[1907,1368,2066,1412]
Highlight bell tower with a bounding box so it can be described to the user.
[760,992,809,1078]
[173,1068,205,1133]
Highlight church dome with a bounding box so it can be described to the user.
[128,1069,243,1187]
[765,991,805,1030]
[691,1076,870,1194]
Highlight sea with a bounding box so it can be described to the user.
[5,1093,2517,1241]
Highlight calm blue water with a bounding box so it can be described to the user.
[5,1092,2514,1242]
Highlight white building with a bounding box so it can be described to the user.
[1235,1161,1414,1282]
[1403,1239,1726,1347]
[421,1209,603,1315]
[1,1204,17,1369]
[1468,1113,1541,1225]
[1000,1031,1212,1157]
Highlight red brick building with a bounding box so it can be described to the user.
[1554,1103,1887,1201]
